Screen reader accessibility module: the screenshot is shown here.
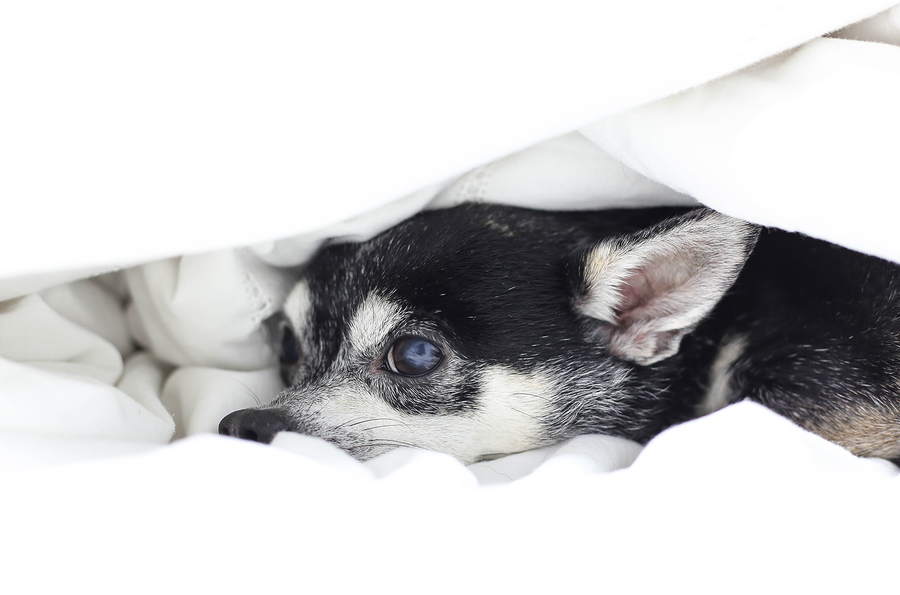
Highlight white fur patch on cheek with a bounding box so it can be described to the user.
[463,366,554,457]
[284,280,312,334]
[345,294,407,357]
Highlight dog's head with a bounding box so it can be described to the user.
[220,204,758,462]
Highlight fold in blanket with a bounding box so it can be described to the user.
[2,4,900,592]
[2,1,897,282]
[582,35,900,263]
[0,132,693,445]
[4,402,899,592]
[4,14,899,451]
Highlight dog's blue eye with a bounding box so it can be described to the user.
[387,337,443,376]
[280,325,300,366]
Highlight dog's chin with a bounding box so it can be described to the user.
[474,452,514,462]
[341,443,400,462]
[335,439,501,465]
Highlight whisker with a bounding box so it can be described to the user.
[354,423,408,433]
[342,417,405,429]
[232,380,264,407]
[348,439,419,451]
[330,417,365,433]
[342,417,417,439]
[509,407,538,419]
[510,391,554,403]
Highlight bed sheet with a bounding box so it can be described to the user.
[2,3,900,593]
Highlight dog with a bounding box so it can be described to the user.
[219,203,900,464]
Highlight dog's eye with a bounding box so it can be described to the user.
[387,337,443,376]
[280,324,300,366]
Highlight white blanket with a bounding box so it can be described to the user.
[2,2,900,593]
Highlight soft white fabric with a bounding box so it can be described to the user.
[4,402,899,593]
[252,132,694,267]
[2,3,900,594]
[124,250,288,370]
[581,35,900,262]
[1,1,895,281]
[161,365,283,438]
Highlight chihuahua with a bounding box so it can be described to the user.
[220,204,900,463]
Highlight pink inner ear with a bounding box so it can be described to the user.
[617,269,654,316]
[615,256,696,324]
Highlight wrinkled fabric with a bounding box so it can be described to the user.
[1,3,900,594]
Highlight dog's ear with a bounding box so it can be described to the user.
[572,208,760,365]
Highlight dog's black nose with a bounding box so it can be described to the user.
[218,408,292,444]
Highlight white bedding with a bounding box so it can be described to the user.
[3,2,900,593]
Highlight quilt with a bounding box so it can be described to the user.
[2,2,900,593]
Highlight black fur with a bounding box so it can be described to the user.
[695,227,900,444]
[221,203,900,461]
[299,205,690,425]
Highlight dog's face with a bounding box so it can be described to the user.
[220,204,759,463]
